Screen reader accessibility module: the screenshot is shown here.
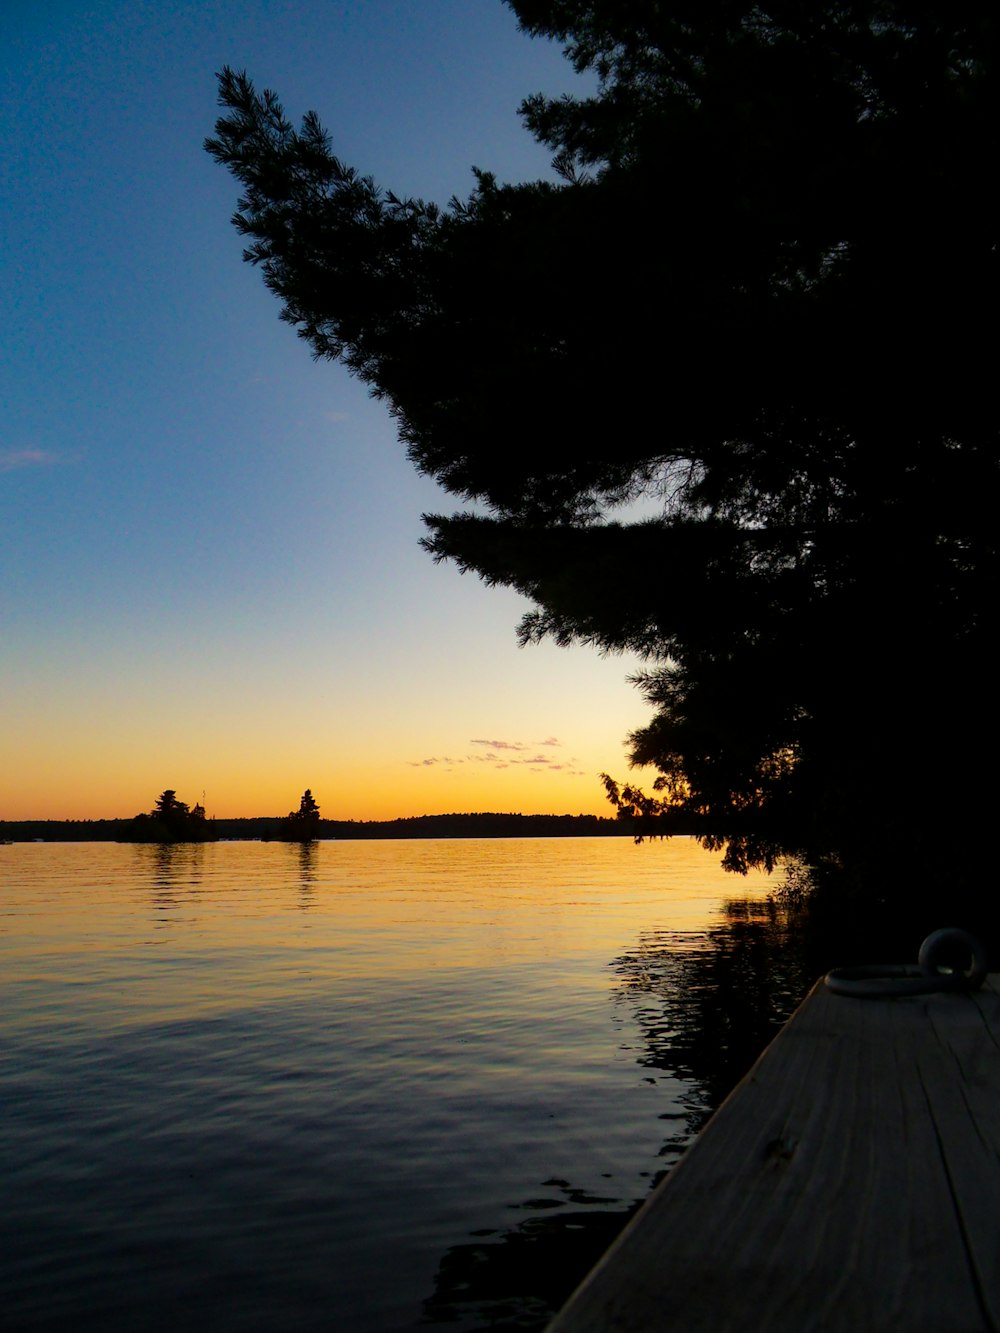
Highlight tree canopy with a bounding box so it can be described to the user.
[207,1,996,916]
[124,790,214,843]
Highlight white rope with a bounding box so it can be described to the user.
[824,928,989,998]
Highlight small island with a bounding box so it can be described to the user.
[120,790,216,844]
[279,789,322,843]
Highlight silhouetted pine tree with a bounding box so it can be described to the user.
[207,1,996,927]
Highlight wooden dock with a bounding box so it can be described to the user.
[548,975,1000,1332]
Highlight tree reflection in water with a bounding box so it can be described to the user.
[612,896,814,1151]
[293,840,318,909]
[135,842,206,917]
[422,896,812,1331]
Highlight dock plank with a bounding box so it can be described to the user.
[548,976,1000,1332]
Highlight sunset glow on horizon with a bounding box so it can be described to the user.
[1,1,650,825]
[3,630,646,821]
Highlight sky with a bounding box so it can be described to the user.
[2,0,650,822]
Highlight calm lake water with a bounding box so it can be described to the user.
[1,837,783,1331]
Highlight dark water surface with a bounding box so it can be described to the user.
[1,838,786,1331]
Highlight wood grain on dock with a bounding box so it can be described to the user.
[549,975,1000,1332]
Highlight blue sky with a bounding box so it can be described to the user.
[2,0,647,821]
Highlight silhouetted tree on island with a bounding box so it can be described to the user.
[207,2,995,927]
[123,790,215,844]
[280,789,322,843]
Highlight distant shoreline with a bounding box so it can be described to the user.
[0,811,674,843]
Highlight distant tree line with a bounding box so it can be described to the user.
[324,812,634,839]
[0,810,633,843]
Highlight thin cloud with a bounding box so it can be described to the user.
[408,740,584,778]
[0,448,63,473]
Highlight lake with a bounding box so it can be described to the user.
[1,837,786,1331]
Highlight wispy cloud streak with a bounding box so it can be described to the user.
[406,735,583,777]
[0,448,63,473]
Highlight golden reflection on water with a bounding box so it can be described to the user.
[0,837,779,1333]
[1,836,772,1007]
